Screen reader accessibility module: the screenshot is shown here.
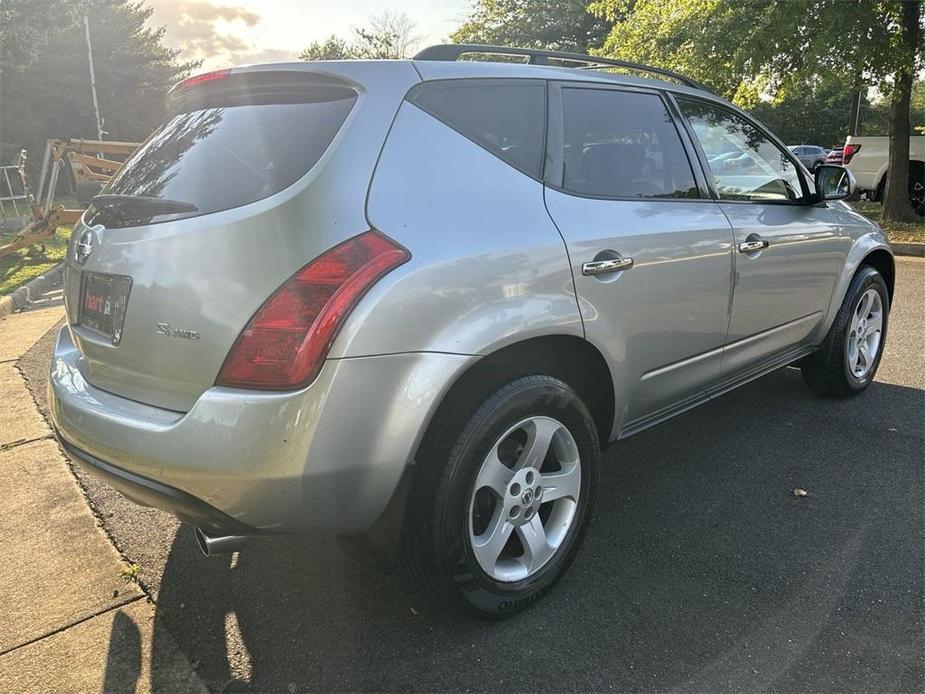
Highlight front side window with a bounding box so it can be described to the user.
[409,81,546,178]
[678,99,804,202]
[559,87,698,199]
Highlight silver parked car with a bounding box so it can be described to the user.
[50,45,894,618]
[789,144,829,171]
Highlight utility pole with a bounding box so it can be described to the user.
[84,15,105,141]
[853,86,863,136]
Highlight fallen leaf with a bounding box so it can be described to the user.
[793,488,809,497]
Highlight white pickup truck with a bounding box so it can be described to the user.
[844,135,924,215]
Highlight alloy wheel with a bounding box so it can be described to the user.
[911,180,924,217]
[846,287,883,379]
[468,416,581,583]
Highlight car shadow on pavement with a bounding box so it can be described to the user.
[141,367,925,693]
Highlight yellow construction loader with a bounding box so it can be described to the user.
[0,138,138,258]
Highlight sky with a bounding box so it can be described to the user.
[147,0,472,70]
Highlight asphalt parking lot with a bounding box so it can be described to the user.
[19,257,924,693]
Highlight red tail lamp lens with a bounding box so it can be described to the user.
[217,231,409,389]
[843,143,862,164]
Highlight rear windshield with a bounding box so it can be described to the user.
[89,75,357,228]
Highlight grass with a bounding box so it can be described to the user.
[851,200,925,243]
[0,225,71,296]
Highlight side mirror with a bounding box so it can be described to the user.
[815,165,856,201]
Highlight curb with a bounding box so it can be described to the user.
[892,242,925,258]
[0,263,65,319]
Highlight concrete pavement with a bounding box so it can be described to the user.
[0,300,205,693]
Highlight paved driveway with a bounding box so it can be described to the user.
[19,258,924,693]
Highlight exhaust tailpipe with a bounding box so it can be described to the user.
[195,527,248,556]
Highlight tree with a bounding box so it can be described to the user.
[450,0,612,53]
[0,0,195,181]
[748,75,867,148]
[299,11,419,62]
[881,0,922,220]
[298,35,353,61]
[590,0,925,220]
[352,10,420,59]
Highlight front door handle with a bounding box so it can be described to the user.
[582,257,634,275]
[738,239,770,253]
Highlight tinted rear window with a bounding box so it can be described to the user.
[91,75,356,228]
[409,81,546,178]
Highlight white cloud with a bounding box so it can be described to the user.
[148,0,297,69]
[148,0,467,71]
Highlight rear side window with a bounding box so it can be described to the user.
[409,81,546,178]
[559,88,698,199]
[92,74,357,228]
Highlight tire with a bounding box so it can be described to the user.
[402,374,600,619]
[910,163,924,217]
[801,265,889,397]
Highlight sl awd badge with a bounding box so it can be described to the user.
[156,322,200,341]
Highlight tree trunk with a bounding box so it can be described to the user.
[881,0,921,222]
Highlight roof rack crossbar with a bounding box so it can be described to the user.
[413,44,713,94]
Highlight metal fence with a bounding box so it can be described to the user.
[0,150,31,230]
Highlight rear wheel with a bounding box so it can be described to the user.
[801,266,889,397]
[403,374,600,618]
[910,163,924,217]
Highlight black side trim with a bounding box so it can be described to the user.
[618,344,816,440]
[58,436,264,536]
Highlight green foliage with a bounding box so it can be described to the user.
[299,35,353,61]
[747,78,925,147]
[588,0,922,104]
[0,226,71,296]
[299,11,420,62]
[450,0,613,52]
[0,0,195,178]
[591,0,924,220]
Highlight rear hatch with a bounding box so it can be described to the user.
[63,62,418,411]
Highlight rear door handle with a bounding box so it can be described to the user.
[738,239,769,253]
[582,257,634,275]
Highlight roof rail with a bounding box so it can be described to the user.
[413,44,713,94]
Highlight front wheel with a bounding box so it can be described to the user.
[801,266,889,397]
[403,375,600,618]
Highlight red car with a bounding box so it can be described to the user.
[826,147,844,165]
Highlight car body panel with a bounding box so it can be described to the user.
[816,201,893,335]
[789,145,827,170]
[49,324,474,531]
[544,189,734,428]
[48,58,894,538]
[62,61,420,412]
[341,100,582,358]
[845,135,925,192]
[719,201,841,375]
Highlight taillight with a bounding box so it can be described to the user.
[843,143,862,164]
[217,231,410,390]
[178,69,231,91]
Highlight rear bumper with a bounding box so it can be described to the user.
[49,325,472,532]
[59,438,258,535]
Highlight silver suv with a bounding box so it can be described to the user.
[50,45,894,618]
